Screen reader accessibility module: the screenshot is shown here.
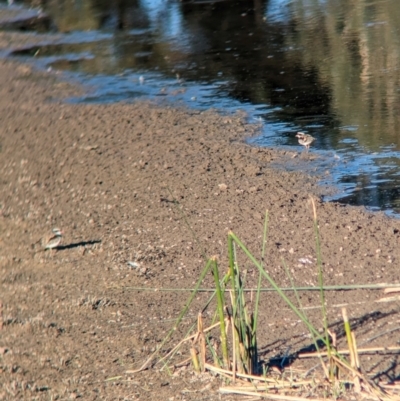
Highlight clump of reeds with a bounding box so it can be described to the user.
[129,200,399,401]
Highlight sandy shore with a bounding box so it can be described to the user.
[0,32,400,400]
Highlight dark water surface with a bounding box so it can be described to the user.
[4,0,400,216]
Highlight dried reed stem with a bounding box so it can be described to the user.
[0,301,3,331]
[204,363,312,385]
[299,345,400,358]
[219,387,328,401]
[197,313,206,372]
[156,320,222,369]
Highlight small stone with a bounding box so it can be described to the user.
[127,261,139,269]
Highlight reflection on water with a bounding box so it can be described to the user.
[6,0,400,215]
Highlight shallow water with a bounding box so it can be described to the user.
[4,0,400,216]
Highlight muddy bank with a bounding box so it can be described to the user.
[0,44,399,400]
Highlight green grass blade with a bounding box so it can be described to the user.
[212,257,230,368]
[228,231,327,346]
[253,210,269,336]
[311,199,331,359]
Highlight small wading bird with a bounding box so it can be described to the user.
[296,132,315,151]
[38,228,63,251]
